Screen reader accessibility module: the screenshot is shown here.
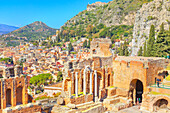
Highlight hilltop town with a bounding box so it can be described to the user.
[0,0,169,113]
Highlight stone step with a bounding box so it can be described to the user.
[66,102,103,113]
[76,101,94,108]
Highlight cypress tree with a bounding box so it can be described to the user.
[147,25,155,57]
[138,46,143,56]
[87,40,90,48]
[83,40,87,48]
[68,43,73,52]
[143,41,147,57]
[119,44,124,56]
[159,23,164,34]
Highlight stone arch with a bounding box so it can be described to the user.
[16,86,23,105]
[93,71,102,99]
[6,88,12,107]
[154,99,168,108]
[108,74,111,87]
[150,96,170,112]
[83,66,92,95]
[129,79,143,105]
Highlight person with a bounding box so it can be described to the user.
[136,98,139,105]
[157,81,159,87]
[139,98,141,103]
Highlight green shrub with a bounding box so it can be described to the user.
[54,92,61,97]
[36,90,41,94]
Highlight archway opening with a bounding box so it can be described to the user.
[153,99,168,110]
[97,72,101,97]
[6,89,11,107]
[16,86,23,105]
[108,74,111,87]
[129,79,143,105]
[93,72,102,98]
[136,80,143,103]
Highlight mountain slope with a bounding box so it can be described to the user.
[61,0,153,30]
[0,21,56,47]
[1,21,56,41]
[0,24,19,35]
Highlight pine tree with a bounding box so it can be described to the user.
[154,23,169,57]
[143,41,147,57]
[138,46,143,56]
[147,25,155,57]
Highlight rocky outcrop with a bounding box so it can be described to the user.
[132,0,170,56]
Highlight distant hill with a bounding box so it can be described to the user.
[0,21,57,47]
[0,24,19,35]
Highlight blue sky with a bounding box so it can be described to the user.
[0,0,111,29]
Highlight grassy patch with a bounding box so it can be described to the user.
[35,95,52,101]
[109,86,115,88]
[165,75,170,81]
[149,91,170,96]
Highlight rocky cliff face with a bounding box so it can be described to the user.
[132,0,170,56]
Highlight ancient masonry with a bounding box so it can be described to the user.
[62,38,170,112]
[0,66,41,113]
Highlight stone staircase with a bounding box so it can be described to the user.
[66,102,104,113]
[103,96,132,112]
[51,102,105,113]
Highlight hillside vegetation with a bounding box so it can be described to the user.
[0,21,56,47]
[58,0,153,45]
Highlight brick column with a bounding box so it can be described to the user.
[71,72,74,94]
[12,79,16,107]
[79,70,83,93]
[23,77,28,105]
[1,79,6,109]
[83,69,86,95]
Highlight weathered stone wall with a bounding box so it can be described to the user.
[146,59,170,86]
[70,94,93,105]
[141,94,170,112]
[90,38,112,57]
[0,76,30,109]
[113,60,147,92]
[77,59,93,69]
[4,105,41,113]
[93,56,113,69]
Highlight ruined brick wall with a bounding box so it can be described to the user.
[0,76,29,109]
[6,105,41,113]
[146,59,170,86]
[93,56,113,69]
[70,94,93,105]
[141,94,170,112]
[90,38,112,57]
[77,59,93,69]
[113,60,147,92]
